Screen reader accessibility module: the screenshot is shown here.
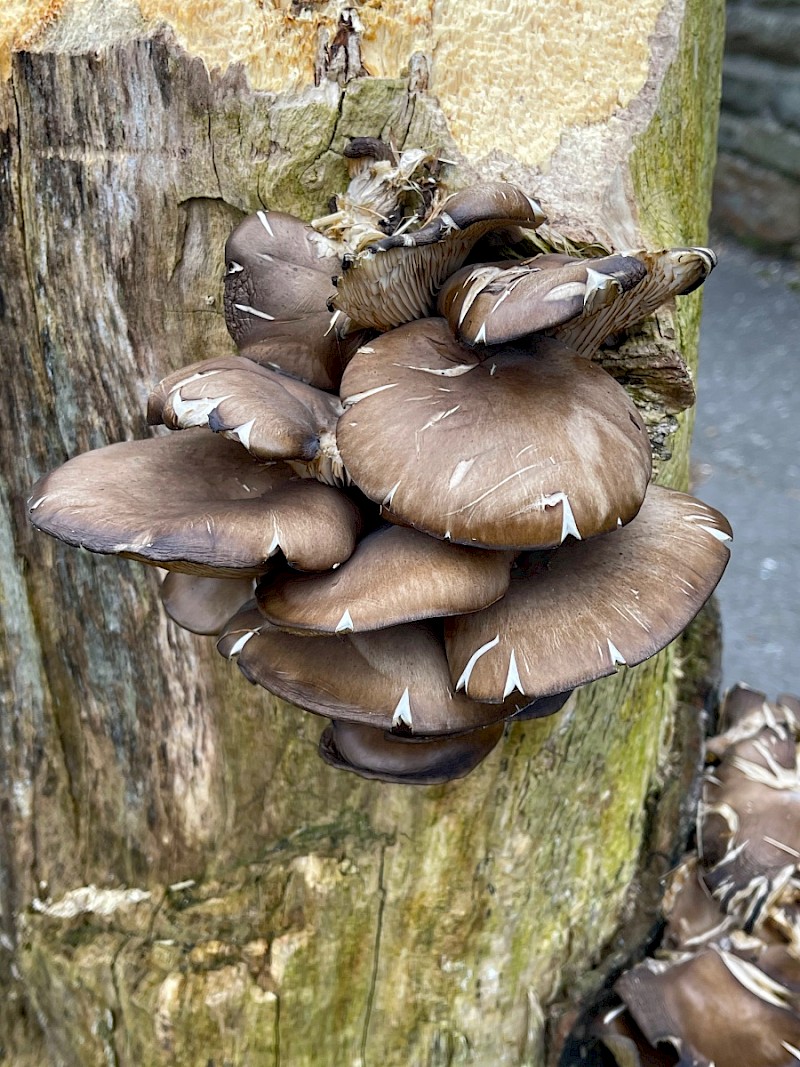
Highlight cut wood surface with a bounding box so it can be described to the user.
[0,2,724,1063]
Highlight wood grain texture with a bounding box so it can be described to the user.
[0,2,724,1063]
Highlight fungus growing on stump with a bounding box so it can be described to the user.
[28,136,730,784]
[590,687,800,1067]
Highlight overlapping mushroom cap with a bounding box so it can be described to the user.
[28,431,361,576]
[330,182,546,330]
[338,320,653,549]
[218,604,520,736]
[437,252,648,346]
[28,142,729,784]
[147,355,346,483]
[444,484,732,701]
[223,209,355,390]
[257,524,515,635]
[319,720,505,785]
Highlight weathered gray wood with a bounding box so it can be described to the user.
[0,3,724,1063]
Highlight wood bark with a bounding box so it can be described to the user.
[0,2,724,1064]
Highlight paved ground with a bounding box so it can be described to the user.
[692,241,800,698]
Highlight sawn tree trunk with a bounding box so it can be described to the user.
[0,2,724,1064]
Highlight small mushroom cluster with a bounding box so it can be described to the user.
[28,139,732,784]
[590,685,800,1067]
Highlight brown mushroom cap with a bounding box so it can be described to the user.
[660,855,734,953]
[330,182,546,330]
[318,719,505,785]
[706,683,788,759]
[147,355,344,478]
[615,948,800,1067]
[223,210,354,390]
[699,718,800,928]
[437,253,647,347]
[28,431,362,576]
[337,319,652,550]
[257,524,515,635]
[159,572,256,635]
[553,246,716,357]
[591,1001,677,1066]
[217,605,521,736]
[444,484,732,702]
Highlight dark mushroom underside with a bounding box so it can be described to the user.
[331,182,546,330]
[318,719,505,784]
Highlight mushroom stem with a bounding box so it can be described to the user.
[288,430,350,487]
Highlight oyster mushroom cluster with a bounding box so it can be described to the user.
[591,685,800,1067]
[28,139,732,785]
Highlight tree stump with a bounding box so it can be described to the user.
[0,2,724,1063]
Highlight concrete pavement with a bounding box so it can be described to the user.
[692,241,800,696]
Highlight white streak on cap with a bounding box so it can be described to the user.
[541,492,581,542]
[234,303,275,321]
[607,639,627,666]
[229,419,257,452]
[543,281,585,303]
[267,529,281,556]
[227,630,256,658]
[257,210,274,237]
[456,634,500,694]
[382,481,401,508]
[402,362,476,378]
[344,383,398,406]
[449,458,475,491]
[171,391,233,427]
[392,687,413,729]
[503,649,525,698]
[718,950,793,1009]
[335,608,354,634]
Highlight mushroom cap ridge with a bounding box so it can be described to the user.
[338,319,653,550]
[28,431,362,576]
[444,484,732,702]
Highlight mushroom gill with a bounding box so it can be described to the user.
[329,182,546,330]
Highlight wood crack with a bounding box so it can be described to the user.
[359,844,387,1067]
[9,65,45,360]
